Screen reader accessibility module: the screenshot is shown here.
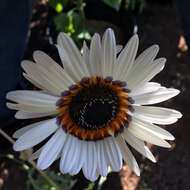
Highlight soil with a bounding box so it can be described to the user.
[1,1,190,190]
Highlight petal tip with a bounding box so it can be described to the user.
[153,44,160,50]
[134,169,140,176]
[37,162,46,170]
[170,88,180,97]
[177,111,183,118]
[165,142,171,148]
[6,92,11,100]
[170,135,175,141]
[6,102,13,109]
[57,32,64,44]
[107,28,113,32]
[13,142,21,151]
[152,158,157,163]
[33,50,44,61]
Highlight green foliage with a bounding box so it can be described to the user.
[46,0,91,42]
[1,153,75,190]
[77,30,91,40]
[103,0,122,11]
[46,0,68,12]
[124,0,147,13]
[84,182,95,190]
[1,153,112,190]
[54,11,82,36]
[26,168,76,190]
[102,0,147,13]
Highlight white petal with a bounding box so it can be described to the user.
[23,73,46,90]
[82,41,90,66]
[31,146,61,161]
[131,82,161,96]
[128,122,171,148]
[103,137,122,171]
[122,129,156,162]
[57,33,89,78]
[134,44,159,68]
[7,102,57,113]
[13,118,58,151]
[116,45,123,54]
[60,135,81,175]
[134,105,182,118]
[69,138,85,175]
[13,121,45,138]
[29,147,43,161]
[115,35,139,80]
[123,44,159,84]
[37,128,66,170]
[7,90,59,105]
[23,77,60,97]
[15,110,58,119]
[82,141,98,181]
[102,28,116,77]
[33,51,74,86]
[89,33,102,76]
[33,50,57,67]
[115,135,140,176]
[127,58,165,91]
[135,114,178,125]
[96,140,108,177]
[21,61,62,95]
[133,105,182,124]
[131,117,175,140]
[35,64,67,92]
[127,44,159,81]
[133,87,180,105]
[57,44,84,81]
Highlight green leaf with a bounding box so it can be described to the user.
[77,31,91,40]
[103,0,122,11]
[56,3,63,13]
[124,0,147,13]
[54,10,83,36]
[46,0,68,12]
[139,0,147,14]
[84,182,95,190]
[30,170,76,190]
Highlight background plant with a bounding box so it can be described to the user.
[102,0,147,13]
[46,0,91,43]
[45,0,147,42]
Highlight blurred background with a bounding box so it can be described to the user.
[0,0,190,189]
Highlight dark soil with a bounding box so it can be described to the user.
[1,1,190,190]
[135,2,190,190]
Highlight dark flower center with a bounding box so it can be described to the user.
[69,84,119,130]
[56,76,134,141]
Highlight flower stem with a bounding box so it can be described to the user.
[29,160,61,190]
[0,128,61,190]
[0,128,15,144]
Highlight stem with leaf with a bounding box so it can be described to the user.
[0,128,62,190]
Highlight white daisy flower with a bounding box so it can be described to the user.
[6,28,182,181]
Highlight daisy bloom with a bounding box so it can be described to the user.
[7,28,182,181]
